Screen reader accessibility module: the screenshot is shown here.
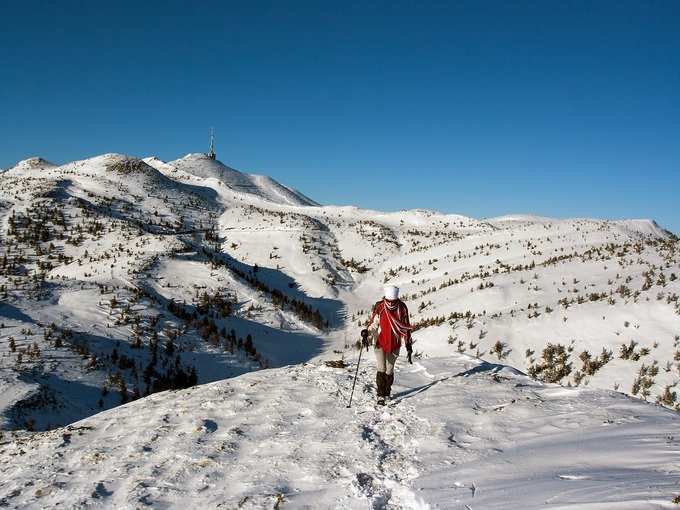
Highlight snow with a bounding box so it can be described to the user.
[486,213,557,223]
[9,157,57,171]
[611,219,669,238]
[1,152,679,508]
[152,153,319,207]
[1,354,678,508]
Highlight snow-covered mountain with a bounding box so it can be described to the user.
[1,152,679,508]
[144,153,319,206]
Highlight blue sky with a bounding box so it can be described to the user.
[1,1,679,232]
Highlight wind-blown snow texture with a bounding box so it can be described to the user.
[1,153,679,509]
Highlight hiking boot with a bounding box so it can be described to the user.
[385,373,394,399]
[376,371,386,398]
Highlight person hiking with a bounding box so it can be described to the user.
[361,285,414,405]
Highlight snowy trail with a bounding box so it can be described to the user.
[1,352,678,509]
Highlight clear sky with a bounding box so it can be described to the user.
[1,1,679,233]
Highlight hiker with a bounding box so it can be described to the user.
[361,285,414,405]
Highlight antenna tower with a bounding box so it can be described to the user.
[207,127,216,160]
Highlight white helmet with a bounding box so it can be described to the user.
[384,285,399,300]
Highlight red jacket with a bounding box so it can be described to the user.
[366,299,412,353]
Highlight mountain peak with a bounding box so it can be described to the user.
[180,152,216,161]
[167,154,318,207]
[11,157,57,171]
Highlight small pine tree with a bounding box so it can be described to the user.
[244,334,254,355]
[188,366,198,386]
[119,379,128,404]
[657,385,677,407]
[528,343,572,383]
[490,340,510,360]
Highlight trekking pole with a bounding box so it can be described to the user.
[347,331,367,408]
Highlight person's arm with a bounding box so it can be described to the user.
[361,302,381,347]
[364,303,378,329]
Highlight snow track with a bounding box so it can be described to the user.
[1,353,678,509]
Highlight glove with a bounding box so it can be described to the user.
[406,341,413,364]
[360,329,370,349]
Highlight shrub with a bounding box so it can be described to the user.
[490,340,510,360]
[528,343,572,383]
[577,347,612,377]
[657,385,677,407]
[619,340,638,360]
[631,363,656,399]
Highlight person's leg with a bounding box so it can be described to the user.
[384,349,399,398]
[374,346,387,398]
[375,345,387,400]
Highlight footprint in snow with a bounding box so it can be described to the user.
[200,419,218,433]
[59,433,72,447]
[355,472,377,496]
[92,482,113,499]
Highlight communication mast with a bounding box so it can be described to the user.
[207,127,216,160]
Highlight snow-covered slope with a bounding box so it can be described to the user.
[1,354,679,509]
[1,151,679,508]
[144,153,319,206]
[5,157,57,172]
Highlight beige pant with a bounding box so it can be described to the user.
[375,346,399,375]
